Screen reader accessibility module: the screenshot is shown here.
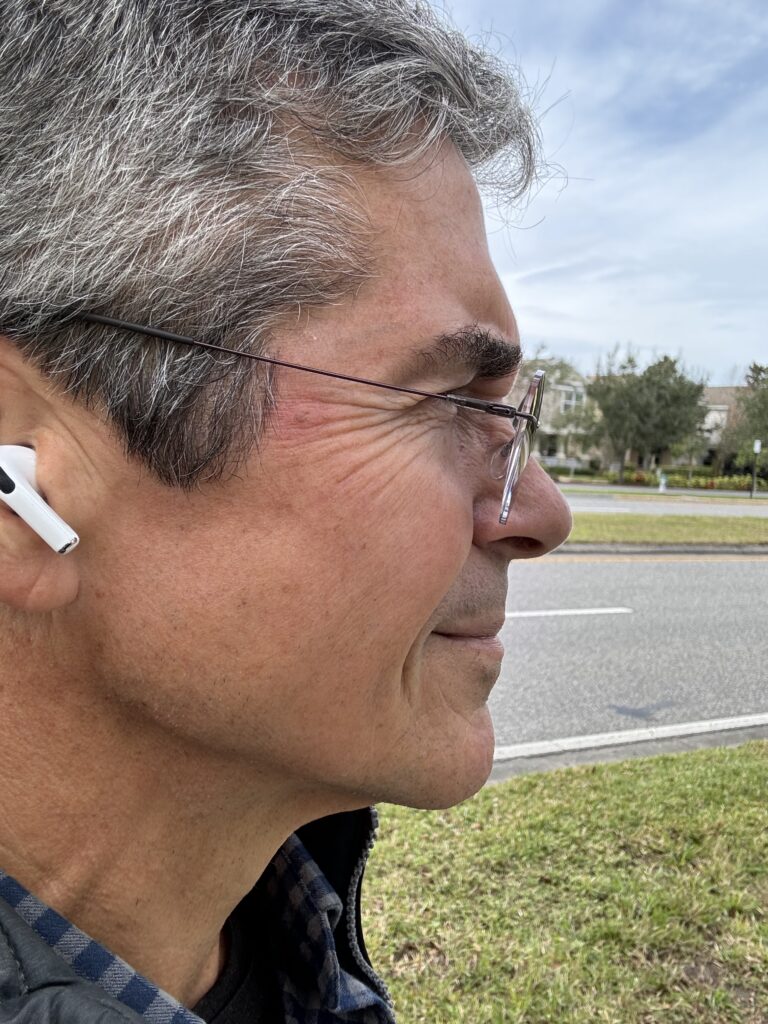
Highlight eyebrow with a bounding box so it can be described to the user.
[77,313,525,402]
[401,325,524,385]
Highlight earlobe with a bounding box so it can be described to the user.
[0,523,80,612]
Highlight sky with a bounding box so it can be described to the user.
[443,0,768,386]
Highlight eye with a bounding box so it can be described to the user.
[479,372,519,399]
[449,374,517,405]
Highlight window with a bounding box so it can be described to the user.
[560,388,585,414]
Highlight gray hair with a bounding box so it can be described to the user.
[0,0,540,485]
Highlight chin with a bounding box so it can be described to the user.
[379,708,496,811]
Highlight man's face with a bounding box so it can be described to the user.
[74,145,571,810]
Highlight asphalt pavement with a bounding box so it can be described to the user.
[488,553,768,778]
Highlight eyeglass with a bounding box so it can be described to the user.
[79,312,544,524]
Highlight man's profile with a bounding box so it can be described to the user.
[0,2,571,1021]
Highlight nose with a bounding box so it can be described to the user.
[473,457,572,557]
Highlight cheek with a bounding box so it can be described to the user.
[77,427,475,764]
[312,459,469,615]
[273,398,460,522]
[268,412,474,637]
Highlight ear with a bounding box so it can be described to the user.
[0,339,84,612]
[0,505,79,612]
[0,458,80,613]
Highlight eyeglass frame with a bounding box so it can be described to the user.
[78,312,544,524]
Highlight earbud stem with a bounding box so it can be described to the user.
[0,447,79,555]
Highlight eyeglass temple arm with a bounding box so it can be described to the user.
[445,394,538,425]
[78,312,538,426]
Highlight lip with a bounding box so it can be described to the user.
[432,617,506,640]
[431,632,506,657]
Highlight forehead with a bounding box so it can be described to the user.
[287,144,520,381]
[363,146,506,314]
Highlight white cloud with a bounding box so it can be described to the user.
[443,0,768,383]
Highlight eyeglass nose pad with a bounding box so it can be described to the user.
[490,440,514,480]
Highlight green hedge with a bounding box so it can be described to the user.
[665,473,767,491]
[668,464,716,477]
[604,471,767,490]
[604,470,655,486]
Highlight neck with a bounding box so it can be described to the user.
[0,657,341,1007]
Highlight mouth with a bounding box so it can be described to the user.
[431,620,506,658]
[432,617,506,641]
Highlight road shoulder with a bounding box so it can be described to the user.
[558,543,768,555]
[489,723,768,782]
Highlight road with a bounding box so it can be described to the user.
[560,483,768,500]
[564,493,768,518]
[489,554,768,758]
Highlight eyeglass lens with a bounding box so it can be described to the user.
[492,372,544,525]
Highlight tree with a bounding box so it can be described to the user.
[633,356,706,467]
[587,352,643,482]
[669,424,713,483]
[587,352,706,482]
[525,347,584,387]
[727,364,768,476]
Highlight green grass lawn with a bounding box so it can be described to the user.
[569,514,768,546]
[364,743,768,1023]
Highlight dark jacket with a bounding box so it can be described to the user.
[0,809,385,1023]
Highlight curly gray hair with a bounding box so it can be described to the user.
[0,0,540,485]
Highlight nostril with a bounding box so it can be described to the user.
[508,536,546,557]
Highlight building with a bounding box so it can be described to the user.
[533,373,590,467]
[522,364,749,471]
[701,386,743,456]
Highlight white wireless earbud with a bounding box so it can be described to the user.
[0,446,79,555]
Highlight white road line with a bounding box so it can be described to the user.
[493,712,768,762]
[569,504,634,513]
[505,607,634,619]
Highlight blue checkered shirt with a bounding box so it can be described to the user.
[0,827,395,1024]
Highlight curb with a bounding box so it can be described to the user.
[493,713,768,762]
[487,725,768,782]
[555,544,768,556]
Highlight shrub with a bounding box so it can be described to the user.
[665,473,767,491]
[665,463,716,477]
[605,470,653,485]
[604,471,767,491]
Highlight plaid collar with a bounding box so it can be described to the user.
[0,819,394,1024]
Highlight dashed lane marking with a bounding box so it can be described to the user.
[505,607,633,619]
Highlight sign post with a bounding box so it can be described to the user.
[752,439,762,498]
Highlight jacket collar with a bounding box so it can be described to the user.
[0,807,393,1023]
